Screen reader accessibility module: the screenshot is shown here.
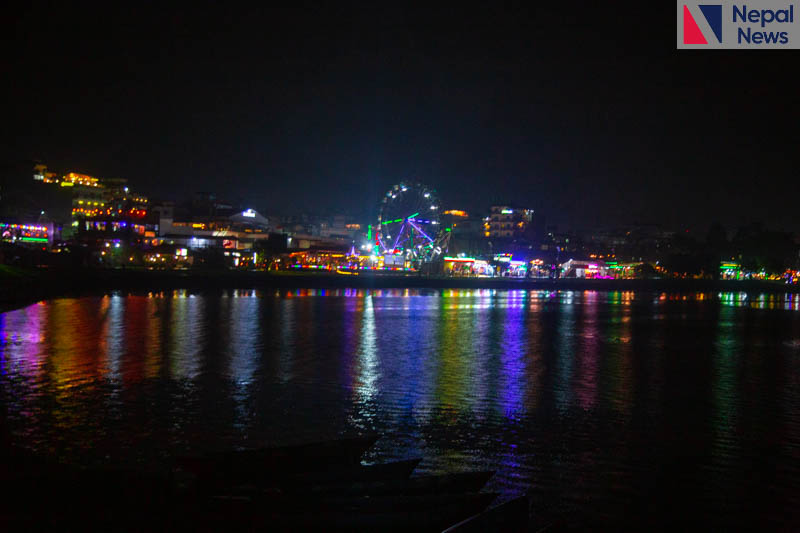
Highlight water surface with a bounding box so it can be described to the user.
[1,289,799,528]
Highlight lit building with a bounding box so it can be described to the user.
[159,208,273,250]
[443,256,494,277]
[0,222,53,246]
[143,244,192,268]
[605,261,643,279]
[100,180,148,219]
[491,253,529,277]
[76,218,151,246]
[32,163,59,184]
[60,172,100,188]
[1,163,71,240]
[560,259,610,279]
[286,249,358,271]
[71,187,106,219]
[440,209,489,258]
[29,165,152,242]
[528,258,552,278]
[720,261,743,280]
[488,205,535,239]
[71,178,154,247]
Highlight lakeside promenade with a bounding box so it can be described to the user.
[2,267,797,313]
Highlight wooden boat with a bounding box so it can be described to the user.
[176,433,379,481]
[306,469,495,497]
[213,458,423,494]
[287,457,422,485]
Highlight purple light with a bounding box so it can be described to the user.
[391,221,406,252]
[407,219,434,243]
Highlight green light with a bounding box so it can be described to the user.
[393,218,403,223]
[20,237,48,243]
[445,228,451,232]
[408,212,419,219]
[367,224,372,240]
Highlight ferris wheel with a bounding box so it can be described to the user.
[376,182,442,261]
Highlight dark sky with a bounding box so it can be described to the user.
[3,4,798,231]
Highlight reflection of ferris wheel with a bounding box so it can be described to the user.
[377,183,441,260]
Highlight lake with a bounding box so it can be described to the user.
[1,289,799,529]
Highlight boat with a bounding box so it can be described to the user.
[296,491,499,530]
[306,469,495,497]
[287,457,422,486]
[175,433,379,482]
[212,458,423,494]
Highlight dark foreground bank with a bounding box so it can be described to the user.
[1,267,796,312]
[1,433,530,532]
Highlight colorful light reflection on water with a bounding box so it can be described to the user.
[1,289,799,529]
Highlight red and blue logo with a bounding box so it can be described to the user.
[683,4,722,44]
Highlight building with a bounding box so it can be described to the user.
[75,217,153,248]
[32,163,58,183]
[441,209,489,258]
[72,179,153,246]
[1,162,72,238]
[70,184,106,221]
[0,222,54,246]
[25,164,153,242]
[158,206,273,250]
[488,205,535,239]
[560,259,610,279]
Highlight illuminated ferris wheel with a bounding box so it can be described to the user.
[376,183,442,261]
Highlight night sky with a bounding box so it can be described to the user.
[3,4,798,231]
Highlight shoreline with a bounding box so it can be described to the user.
[2,268,798,313]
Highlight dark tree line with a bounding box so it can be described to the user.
[660,222,798,278]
